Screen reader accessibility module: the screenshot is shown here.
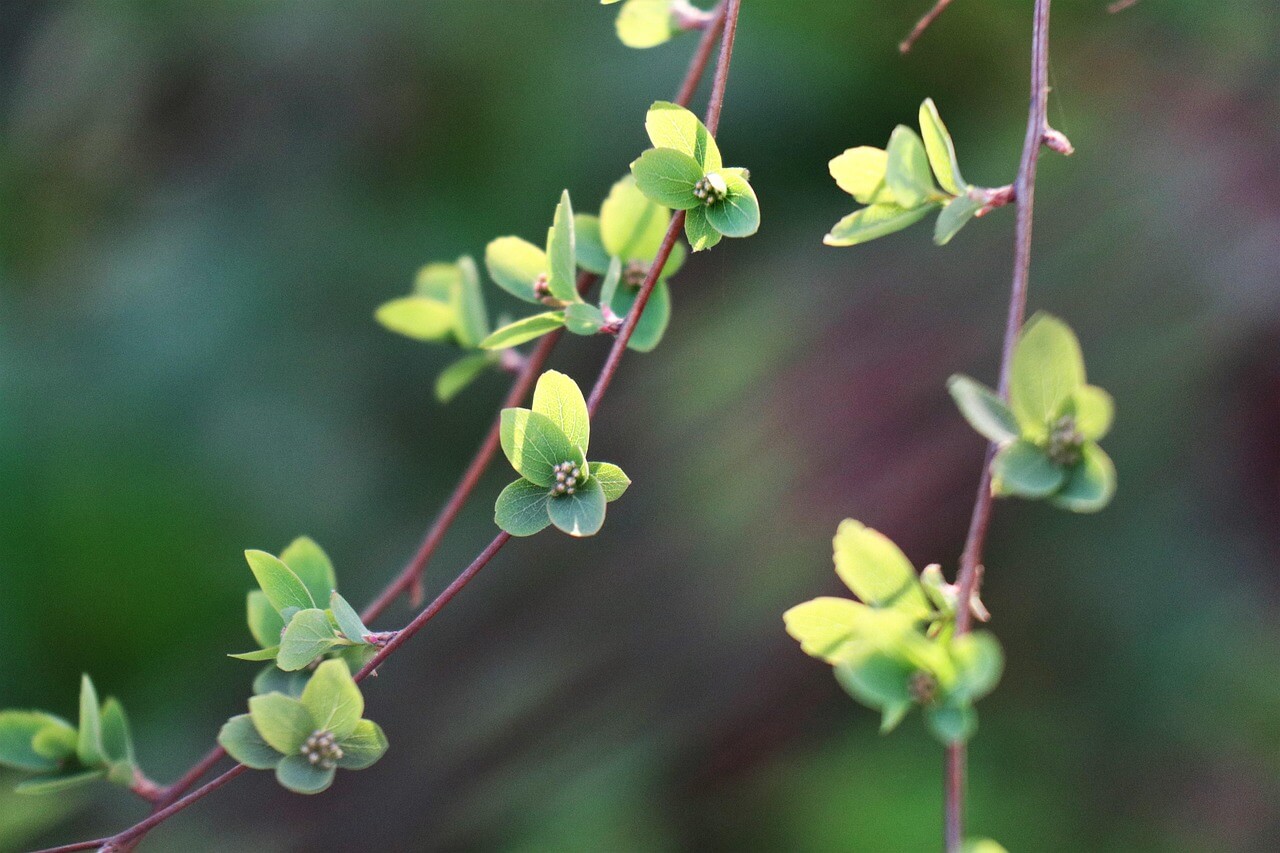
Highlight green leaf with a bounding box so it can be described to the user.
[831,520,930,617]
[278,608,343,671]
[824,203,932,247]
[1049,444,1116,513]
[574,214,611,274]
[612,279,672,352]
[884,125,937,209]
[0,712,72,773]
[329,592,369,645]
[684,206,722,252]
[1009,313,1086,434]
[704,171,760,238]
[924,701,976,744]
[499,408,583,487]
[783,597,874,663]
[645,100,721,171]
[599,256,623,308]
[934,194,983,246]
[600,174,670,260]
[280,536,337,607]
[98,699,134,778]
[336,719,388,770]
[1072,385,1114,440]
[245,550,315,614]
[248,693,314,754]
[229,647,280,662]
[247,590,285,650]
[275,754,336,795]
[76,675,103,767]
[254,666,309,699]
[300,660,363,740]
[545,190,579,302]
[964,839,1010,853]
[436,353,495,403]
[453,255,489,347]
[478,312,566,350]
[485,236,548,303]
[616,0,675,49]
[374,296,455,343]
[589,462,631,502]
[828,147,892,205]
[15,770,105,796]
[880,700,912,734]
[949,632,1004,702]
[494,478,553,537]
[631,148,703,210]
[947,375,1019,445]
[547,477,607,537]
[565,302,606,335]
[217,714,282,770]
[918,98,966,195]
[30,719,78,762]
[991,440,1066,498]
[531,370,590,452]
[834,651,914,711]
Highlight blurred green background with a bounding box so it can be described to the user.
[2,1,1278,850]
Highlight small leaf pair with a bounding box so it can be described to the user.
[375,256,502,403]
[631,101,760,252]
[783,520,1003,744]
[604,0,713,50]
[0,675,140,795]
[949,313,1116,512]
[218,660,387,795]
[575,175,687,351]
[826,99,990,247]
[495,370,630,537]
[234,537,378,688]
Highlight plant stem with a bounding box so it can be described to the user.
[900,0,957,54]
[944,0,1055,849]
[35,4,744,851]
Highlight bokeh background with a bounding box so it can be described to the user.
[2,1,1278,850]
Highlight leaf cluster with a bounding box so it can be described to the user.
[826,99,991,247]
[481,183,683,354]
[631,101,760,252]
[233,537,379,691]
[218,660,387,795]
[949,313,1116,512]
[0,676,140,795]
[495,370,630,537]
[783,520,1003,744]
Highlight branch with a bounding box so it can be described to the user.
[33,3,744,850]
[900,0,957,54]
[944,0,1060,849]
[121,1,732,827]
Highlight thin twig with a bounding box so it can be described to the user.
[900,0,957,54]
[33,3,745,850]
[943,0,1057,849]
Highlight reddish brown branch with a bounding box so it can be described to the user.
[900,0,957,54]
[943,0,1057,849]
[33,3,745,850]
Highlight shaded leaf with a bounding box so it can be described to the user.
[278,608,343,672]
[704,171,760,238]
[547,476,607,537]
[217,714,282,770]
[1049,444,1116,513]
[631,148,703,210]
[280,536,337,607]
[248,693,313,755]
[485,236,547,303]
[684,206,722,252]
[884,125,936,208]
[589,462,631,502]
[824,203,932,247]
[275,754,335,795]
[479,312,565,351]
[494,478,553,537]
[934,193,983,245]
[245,550,315,614]
[1010,313,1086,434]
[611,278,672,352]
[336,719,388,770]
[991,440,1066,498]
[947,375,1019,444]
[545,190,578,302]
[436,353,495,403]
[300,660,362,740]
